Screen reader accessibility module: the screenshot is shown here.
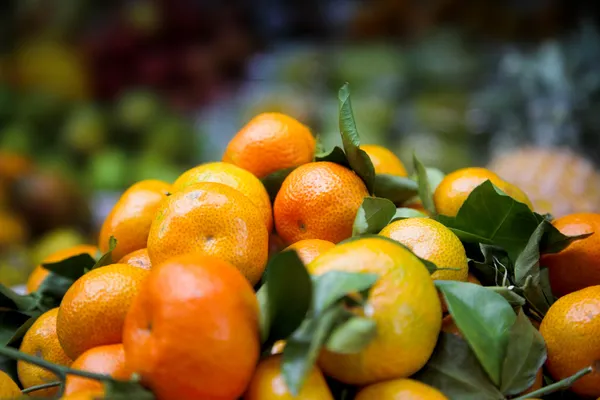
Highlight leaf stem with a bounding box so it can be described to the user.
[21,381,61,394]
[512,366,593,400]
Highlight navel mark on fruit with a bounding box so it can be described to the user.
[298,221,306,232]
[205,235,214,243]
[146,320,153,332]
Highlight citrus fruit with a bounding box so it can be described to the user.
[123,254,260,400]
[99,179,171,261]
[361,144,408,176]
[284,239,336,265]
[540,285,600,397]
[244,355,333,400]
[488,147,600,217]
[60,390,104,400]
[379,218,468,281]
[307,237,442,385]
[26,244,99,294]
[223,112,316,179]
[0,370,21,399]
[433,167,533,217]
[18,308,72,397]
[64,344,132,396]
[172,161,273,232]
[57,263,149,359]
[541,213,600,298]
[147,182,268,285]
[274,162,369,245]
[118,248,151,270]
[355,378,448,400]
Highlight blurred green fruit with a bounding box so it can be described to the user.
[31,228,86,266]
[62,105,106,155]
[132,153,181,183]
[0,122,34,154]
[88,148,130,191]
[116,90,161,131]
[0,246,33,287]
[145,116,193,160]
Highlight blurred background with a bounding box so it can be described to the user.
[1,0,600,285]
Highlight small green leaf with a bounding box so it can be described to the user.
[42,253,96,280]
[373,175,418,205]
[390,207,428,221]
[325,316,376,354]
[435,280,517,386]
[514,221,547,285]
[261,167,296,203]
[413,333,504,400]
[104,379,155,399]
[91,237,118,270]
[312,271,379,317]
[338,83,376,194]
[0,285,38,312]
[485,287,526,307]
[315,146,350,167]
[500,310,547,396]
[352,197,396,236]
[409,167,446,193]
[418,257,441,275]
[413,154,436,215]
[259,251,312,344]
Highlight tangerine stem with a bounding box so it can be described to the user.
[512,365,593,400]
[21,381,61,394]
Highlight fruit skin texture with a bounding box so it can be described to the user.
[26,244,99,293]
[355,378,448,400]
[64,344,132,396]
[18,308,72,397]
[379,218,468,281]
[123,254,260,400]
[284,239,335,265]
[223,112,315,179]
[0,370,21,399]
[57,263,149,360]
[307,237,442,385]
[540,285,600,397]
[433,167,533,217]
[361,145,408,177]
[147,182,268,285]
[541,213,600,298]
[118,248,151,270]
[172,161,273,232]
[98,179,171,262]
[274,162,369,245]
[244,355,333,400]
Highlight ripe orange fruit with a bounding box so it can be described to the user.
[284,239,335,265]
[0,151,32,183]
[244,355,333,400]
[541,213,600,298]
[223,112,316,179]
[118,248,151,270]
[26,244,99,293]
[0,370,21,399]
[379,218,468,282]
[60,390,104,400]
[123,254,260,400]
[64,344,132,396]
[540,285,600,397]
[274,162,369,245]
[355,379,448,400]
[172,161,273,232]
[433,167,533,217]
[361,145,408,176]
[57,264,149,359]
[18,308,72,397]
[147,182,268,285]
[98,179,171,261]
[307,237,442,385]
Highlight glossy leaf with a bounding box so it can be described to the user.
[485,287,526,307]
[312,271,379,317]
[261,167,296,203]
[0,285,37,312]
[514,221,547,285]
[373,174,418,205]
[315,146,350,168]
[91,236,118,270]
[325,316,377,354]
[42,253,96,280]
[414,333,504,400]
[500,310,547,395]
[540,225,593,255]
[390,207,428,221]
[435,280,516,386]
[413,154,436,215]
[352,197,396,236]
[104,379,156,400]
[338,84,376,194]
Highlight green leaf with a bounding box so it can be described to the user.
[414,333,504,400]
[91,237,118,270]
[413,154,436,215]
[104,379,155,400]
[261,167,296,203]
[315,146,350,167]
[500,310,547,396]
[514,221,547,285]
[435,280,517,386]
[325,316,376,354]
[469,244,512,287]
[436,181,540,262]
[539,225,593,255]
[0,285,38,312]
[312,271,379,317]
[410,167,446,193]
[485,287,526,307]
[338,83,376,194]
[390,207,428,221]
[36,274,74,307]
[259,251,312,344]
[373,175,418,205]
[42,253,97,280]
[0,311,33,346]
[352,197,396,236]
[6,316,36,346]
